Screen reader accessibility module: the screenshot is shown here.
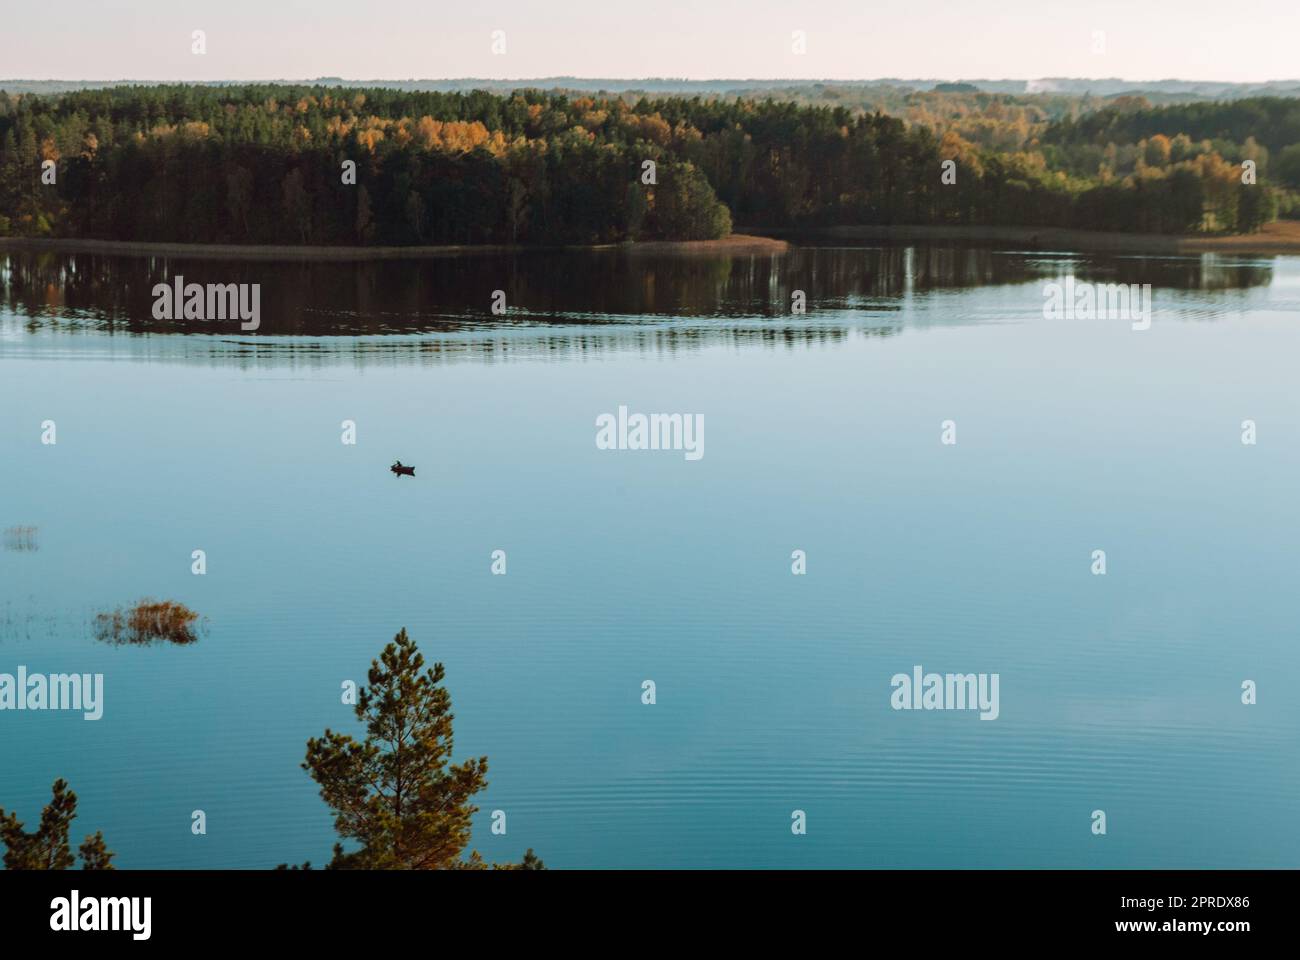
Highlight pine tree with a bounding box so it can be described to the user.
[78,832,116,870]
[303,628,541,869]
[0,779,115,870]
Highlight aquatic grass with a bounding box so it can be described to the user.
[2,526,39,552]
[93,599,204,646]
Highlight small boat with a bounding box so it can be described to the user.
[391,460,415,477]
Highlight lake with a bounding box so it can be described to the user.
[2,242,1298,868]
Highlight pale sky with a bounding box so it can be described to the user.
[2,0,1296,84]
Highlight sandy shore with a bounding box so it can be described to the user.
[609,234,790,255]
[751,221,1300,255]
[0,233,789,261]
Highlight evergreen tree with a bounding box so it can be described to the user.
[303,628,541,869]
[0,779,115,870]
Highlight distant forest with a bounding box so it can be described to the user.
[1,84,1299,245]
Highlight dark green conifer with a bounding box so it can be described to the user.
[0,779,115,870]
[303,628,542,869]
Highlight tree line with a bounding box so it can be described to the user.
[0,84,1295,244]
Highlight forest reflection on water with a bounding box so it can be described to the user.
[0,243,1284,368]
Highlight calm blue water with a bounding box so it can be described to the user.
[2,244,1299,868]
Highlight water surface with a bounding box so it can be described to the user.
[2,243,1298,868]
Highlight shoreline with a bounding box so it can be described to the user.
[748,221,1300,255]
[0,233,789,261]
[4,223,1300,259]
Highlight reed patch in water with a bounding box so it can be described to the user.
[2,526,38,552]
[93,599,204,646]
